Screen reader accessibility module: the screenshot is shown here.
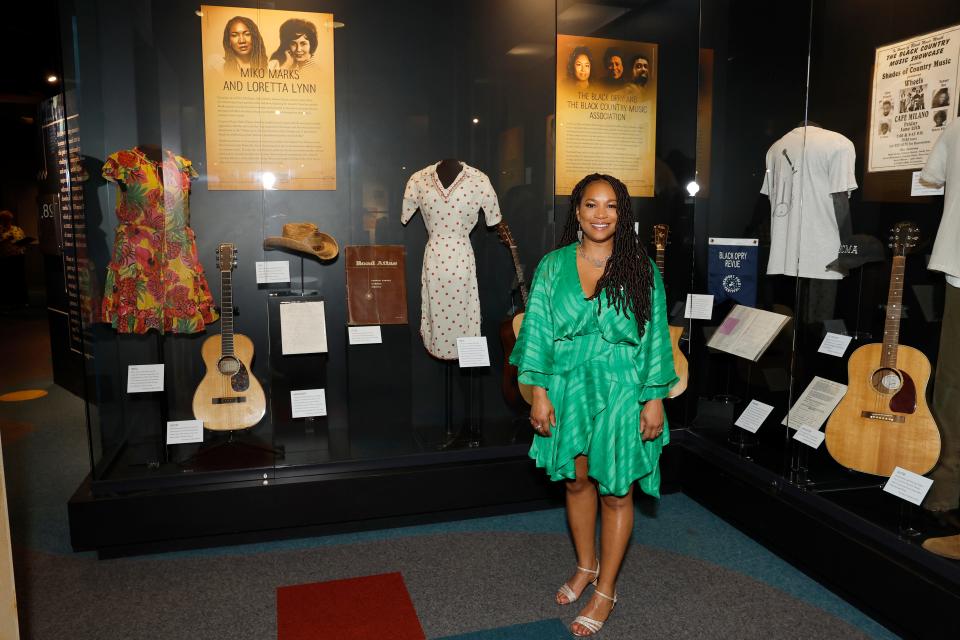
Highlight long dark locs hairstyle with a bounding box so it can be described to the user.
[222,17,268,71]
[559,173,655,336]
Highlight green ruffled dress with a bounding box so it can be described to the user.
[509,243,678,497]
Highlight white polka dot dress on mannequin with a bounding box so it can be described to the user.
[402,161,502,360]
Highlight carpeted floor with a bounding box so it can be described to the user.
[1,310,901,639]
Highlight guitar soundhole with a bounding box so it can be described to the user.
[218,356,241,376]
[871,367,902,395]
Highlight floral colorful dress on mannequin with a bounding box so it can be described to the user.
[402,161,502,359]
[101,147,218,333]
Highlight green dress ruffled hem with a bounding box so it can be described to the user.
[511,243,678,497]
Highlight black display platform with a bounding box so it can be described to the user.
[678,429,960,640]
[69,449,555,556]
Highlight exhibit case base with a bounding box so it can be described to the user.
[68,452,555,557]
[676,430,960,640]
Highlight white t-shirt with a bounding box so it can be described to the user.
[919,119,960,289]
[760,126,858,279]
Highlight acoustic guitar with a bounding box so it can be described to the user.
[192,243,267,431]
[824,222,941,476]
[496,222,534,407]
[652,224,689,398]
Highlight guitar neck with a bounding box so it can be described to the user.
[221,270,234,357]
[511,246,528,309]
[881,255,905,369]
[655,247,665,277]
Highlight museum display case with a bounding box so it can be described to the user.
[49,0,959,634]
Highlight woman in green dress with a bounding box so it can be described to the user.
[510,174,677,636]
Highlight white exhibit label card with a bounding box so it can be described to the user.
[782,376,847,430]
[793,425,826,449]
[348,326,383,345]
[911,171,944,196]
[818,332,854,358]
[735,400,775,434]
[166,420,204,445]
[280,300,327,355]
[127,364,164,393]
[290,389,327,419]
[456,336,491,368]
[883,467,934,506]
[684,294,714,320]
[255,261,291,284]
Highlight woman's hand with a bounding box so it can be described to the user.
[529,387,556,437]
[640,398,664,441]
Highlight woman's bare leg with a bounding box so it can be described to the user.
[571,487,633,634]
[557,455,599,604]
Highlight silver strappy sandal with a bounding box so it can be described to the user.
[571,589,617,636]
[555,561,599,605]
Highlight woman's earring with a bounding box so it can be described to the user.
[577,228,583,243]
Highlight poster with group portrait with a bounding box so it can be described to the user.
[867,24,960,173]
[200,5,336,190]
[555,35,657,197]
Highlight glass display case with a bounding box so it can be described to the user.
[53,0,958,632]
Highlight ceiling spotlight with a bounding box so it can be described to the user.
[195,9,203,17]
[472,117,480,124]
[686,181,700,197]
[46,75,58,84]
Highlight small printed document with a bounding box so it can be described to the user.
[255,261,290,284]
[348,326,383,345]
[818,332,854,358]
[291,389,327,419]
[707,304,790,362]
[883,467,934,505]
[735,400,775,434]
[782,376,847,430]
[457,337,491,368]
[167,420,203,445]
[684,294,714,320]
[911,171,944,196]
[280,300,327,354]
[793,425,826,449]
[127,364,164,393]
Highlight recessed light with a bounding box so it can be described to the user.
[46,75,58,84]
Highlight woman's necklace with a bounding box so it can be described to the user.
[578,244,611,268]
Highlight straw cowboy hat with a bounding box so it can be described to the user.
[263,223,339,260]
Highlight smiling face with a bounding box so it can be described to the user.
[228,20,253,58]
[607,56,623,79]
[577,180,618,245]
[288,34,312,62]
[632,57,649,85]
[574,54,591,82]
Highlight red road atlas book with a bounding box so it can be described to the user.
[345,245,408,325]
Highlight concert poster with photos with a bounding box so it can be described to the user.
[199,5,336,190]
[867,23,960,173]
[555,34,657,196]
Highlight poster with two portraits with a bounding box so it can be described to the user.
[199,5,336,190]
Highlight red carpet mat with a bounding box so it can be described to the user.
[277,572,426,640]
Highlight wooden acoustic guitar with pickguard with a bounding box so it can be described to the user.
[824,222,941,476]
[652,224,689,398]
[496,222,534,407]
[192,243,267,431]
